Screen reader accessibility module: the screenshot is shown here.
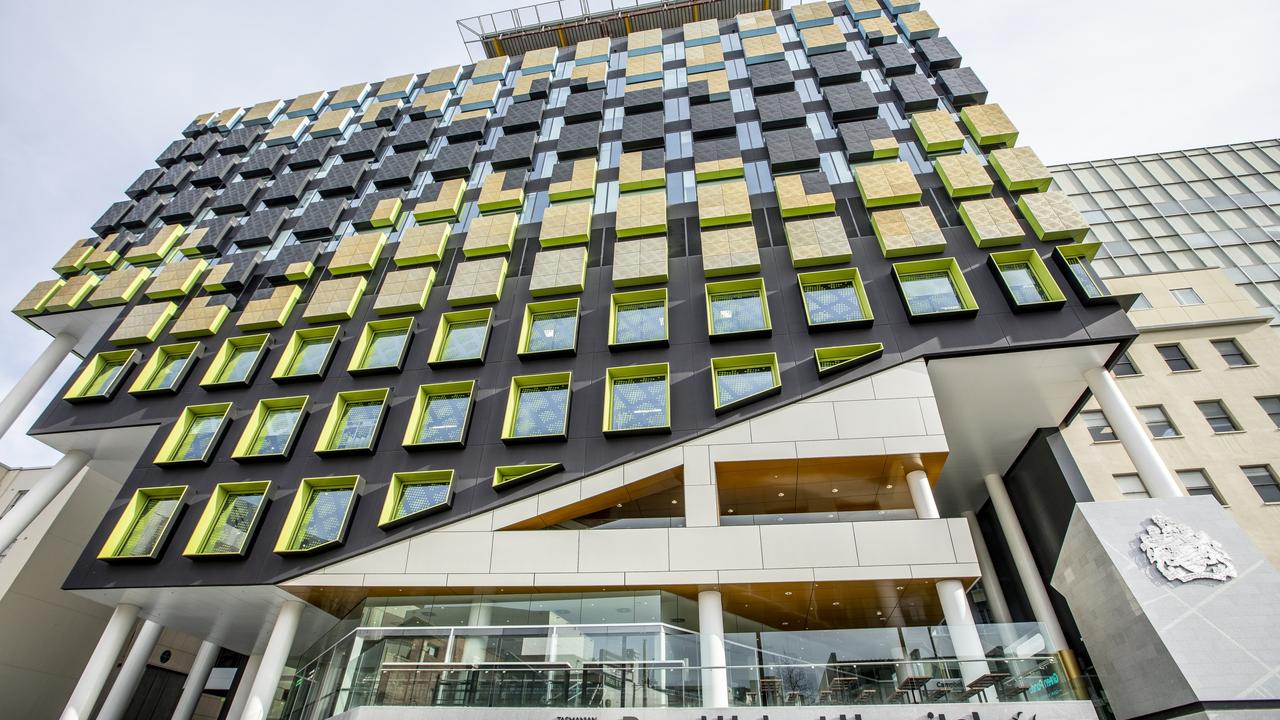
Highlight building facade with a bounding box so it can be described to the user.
[3,1,1278,720]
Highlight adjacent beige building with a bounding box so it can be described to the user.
[1062,267,1280,566]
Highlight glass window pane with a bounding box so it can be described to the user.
[440,320,488,361]
[1195,400,1239,433]
[614,300,666,344]
[709,290,766,334]
[1065,256,1105,298]
[296,487,353,550]
[1177,469,1223,504]
[177,414,222,461]
[363,329,407,368]
[526,310,576,353]
[611,376,667,431]
[219,346,261,383]
[900,271,962,315]
[335,401,382,450]
[1138,405,1179,438]
[1212,339,1251,367]
[715,366,774,407]
[289,338,332,376]
[1115,473,1149,499]
[802,280,865,325]
[999,262,1050,304]
[1157,344,1195,371]
[1113,353,1140,376]
[148,353,188,390]
[251,407,302,455]
[415,393,470,445]
[1242,465,1280,503]
[87,361,126,395]
[1171,287,1203,305]
[202,492,264,553]
[397,482,450,519]
[1080,410,1115,442]
[1257,396,1280,428]
[512,383,570,438]
[119,497,180,557]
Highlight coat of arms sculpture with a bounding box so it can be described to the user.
[1138,513,1237,583]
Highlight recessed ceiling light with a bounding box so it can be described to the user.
[727,508,735,513]
[896,586,904,591]
[671,499,678,504]
[831,488,839,493]
[781,621,789,626]
[880,617,887,622]
[885,484,894,489]
[784,591,793,596]
[832,601,840,606]
[616,503,623,508]
[876,610,882,615]
[777,492,785,497]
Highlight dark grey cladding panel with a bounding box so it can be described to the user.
[937,67,988,107]
[430,141,479,180]
[391,118,438,152]
[639,147,665,170]
[500,168,528,191]
[155,138,190,167]
[873,43,917,76]
[120,195,163,230]
[262,171,311,206]
[338,128,387,161]
[917,36,961,70]
[190,154,238,189]
[809,52,861,86]
[159,187,212,224]
[690,100,737,139]
[218,126,262,155]
[445,116,487,143]
[687,75,725,104]
[317,161,369,198]
[621,110,665,151]
[756,91,807,130]
[749,60,795,95]
[563,89,605,123]
[891,73,939,112]
[182,133,219,162]
[154,162,195,193]
[765,126,820,173]
[366,103,400,128]
[233,206,289,247]
[372,151,421,188]
[623,86,664,115]
[293,198,348,239]
[93,200,134,237]
[288,138,335,170]
[185,216,235,255]
[694,136,740,163]
[522,76,550,100]
[799,171,831,195]
[211,179,264,215]
[206,250,260,290]
[264,241,322,283]
[126,168,164,200]
[239,146,287,178]
[491,131,537,169]
[351,189,407,230]
[824,82,879,123]
[837,118,895,162]
[555,121,601,159]
[502,100,544,133]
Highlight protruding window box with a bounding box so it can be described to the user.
[274,475,362,555]
[348,318,413,376]
[129,342,199,397]
[182,481,270,559]
[814,343,884,378]
[988,249,1066,312]
[609,289,669,350]
[230,396,308,462]
[1054,243,1117,306]
[200,334,270,389]
[379,470,454,528]
[518,299,580,358]
[64,350,138,403]
[891,258,979,322]
[403,381,475,449]
[501,372,572,443]
[604,363,671,436]
[493,462,563,490]
[706,277,772,340]
[97,485,188,562]
[154,403,233,467]
[272,326,339,383]
[315,389,389,456]
[428,309,492,367]
[712,353,781,414]
[797,268,874,331]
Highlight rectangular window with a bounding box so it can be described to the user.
[272,326,339,381]
[502,372,572,442]
[274,475,362,554]
[154,403,232,466]
[315,389,389,455]
[1156,344,1195,372]
[988,250,1067,311]
[1196,400,1240,433]
[231,396,308,460]
[98,486,187,561]
[1212,338,1252,367]
[1113,352,1140,377]
[1114,473,1149,499]
[428,308,492,366]
[493,462,564,490]
[1079,410,1116,442]
[200,334,269,388]
[814,343,884,378]
[1177,469,1224,504]
[892,258,979,320]
[711,352,780,413]
[183,481,270,557]
[705,277,771,339]
[1257,396,1280,428]
[797,268,873,329]
[1138,405,1180,438]
[1129,293,1153,310]
[1054,244,1111,303]
[604,363,670,435]
[129,343,198,396]
[65,350,138,402]
[1242,465,1280,503]
[403,381,475,448]
[518,298,580,357]
[378,470,454,528]
[348,318,412,374]
[609,288,669,348]
[1170,287,1204,306]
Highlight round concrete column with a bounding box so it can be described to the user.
[61,604,139,720]
[223,653,262,720]
[97,619,164,720]
[697,590,729,707]
[1084,366,1183,498]
[936,578,989,686]
[963,510,1013,625]
[0,331,76,439]
[170,639,220,720]
[0,449,90,554]
[906,469,938,519]
[241,600,304,720]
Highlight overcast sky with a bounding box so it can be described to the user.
[0,0,1276,466]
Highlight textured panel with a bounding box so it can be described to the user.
[757,91,806,130]
[522,47,558,75]
[110,301,178,345]
[430,141,479,180]
[784,214,852,267]
[1017,190,1089,241]
[52,239,95,275]
[917,36,962,70]
[937,67,988,107]
[775,172,836,218]
[373,266,434,315]
[625,53,664,84]
[792,1,834,28]
[810,51,861,86]
[351,193,405,231]
[87,266,151,307]
[696,178,752,227]
[169,295,234,339]
[898,10,939,40]
[623,85,664,114]
[45,274,100,312]
[612,236,668,286]
[690,100,737,139]
[447,256,508,306]
[959,103,1018,147]
[838,118,899,162]
[329,231,387,274]
[293,198,348,239]
[409,89,450,120]
[490,131,536,169]
[371,151,420,189]
[686,43,726,74]
[154,162,194,193]
[574,38,610,64]
[513,73,549,103]
[627,28,663,55]
[539,200,593,246]
[13,278,63,317]
[413,178,466,221]
[800,24,847,56]
[219,126,263,154]
[622,110,664,151]
[619,148,667,191]
[569,61,607,91]
[460,81,500,111]
[858,16,898,45]
[303,276,367,323]
[933,153,994,198]
[202,251,261,292]
[264,242,321,284]
[548,157,597,201]
[422,65,462,92]
[93,200,134,237]
[555,121,601,159]
[309,108,354,138]
[873,43,917,76]
[126,168,163,200]
[990,146,1052,192]
[564,89,605,123]
[238,146,286,178]
[338,128,386,161]
[911,110,964,153]
[892,74,939,111]
[262,172,310,206]
[749,60,795,96]
[126,224,184,264]
[502,99,545,133]
[330,82,372,109]
[688,69,730,104]
[160,187,212,224]
[288,137,335,169]
[476,169,526,213]
[145,258,208,300]
[694,136,745,181]
[284,90,328,118]
[765,126,821,174]
[702,224,760,277]
[391,118,438,152]
[529,245,588,296]
[463,212,518,256]
[211,180,263,215]
[358,100,402,129]
[471,56,510,83]
[179,218,234,257]
[958,197,1024,248]
[855,162,922,207]
[737,10,776,37]
[393,222,450,266]
[616,189,668,237]
[742,33,786,65]
[824,81,879,123]
[236,284,301,330]
[683,19,720,46]
[872,205,945,257]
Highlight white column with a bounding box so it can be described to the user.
[461,601,493,664]
[963,511,1012,625]
[906,469,938,519]
[241,600,304,720]
[224,654,262,720]
[97,619,164,720]
[983,473,1069,652]
[0,331,76,439]
[0,449,90,554]
[1084,367,1183,498]
[61,604,139,720]
[697,590,729,707]
[170,640,219,720]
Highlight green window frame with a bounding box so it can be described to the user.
[402,380,475,449]
[609,288,669,349]
[705,277,772,340]
[182,481,270,558]
[154,403,232,466]
[814,343,885,378]
[65,349,138,402]
[97,485,187,561]
[988,249,1066,312]
[231,396,308,461]
[200,334,270,388]
[797,268,874,330]
[274,475,362,555]
[891,258,979,321]
[378,470,454,528]
[493,462,563,490]
[348,318,413,375]
[711,352,781,414]
[272,326,340,382]
[603,363,670,436]
[502,372,572,443]
[128,343,198,396]
[518,298,580,357]
[427,308,492,367]
[1054,243,1114,305]
[315,388,389,455]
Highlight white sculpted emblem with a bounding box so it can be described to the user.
[1138,514,1236,583]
